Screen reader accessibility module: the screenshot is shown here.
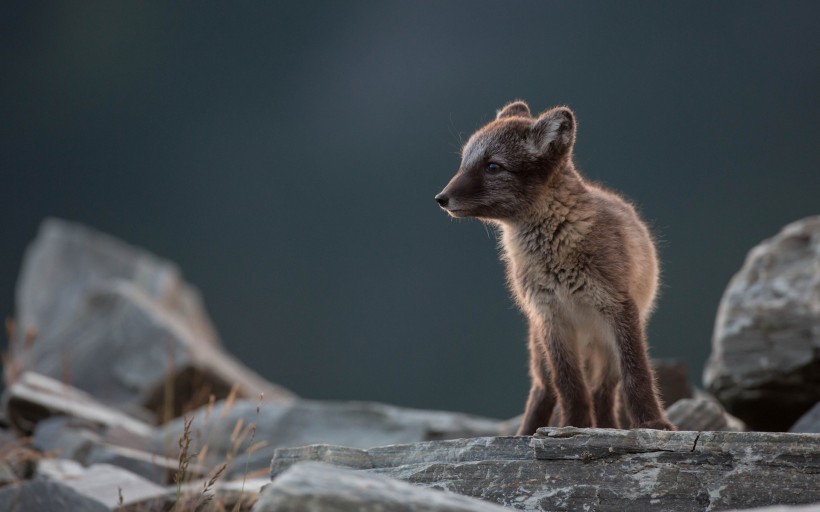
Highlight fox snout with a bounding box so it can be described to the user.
[435,171,473,216]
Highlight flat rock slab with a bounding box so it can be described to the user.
[270,427,820,511]
[6,372,156,436]
[256,461,509,512]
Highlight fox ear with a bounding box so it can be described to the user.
[496,100,531,120]
[530,106,576,157]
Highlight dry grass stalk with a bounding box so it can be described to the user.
[173,416,195,511]
[219,384,240,419]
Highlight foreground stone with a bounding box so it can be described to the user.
[160,398,503,478]
[270,427,820,511]
[704,216,820,431]
[0,477,109,512]
[9,218,294,418]
[255,461,508,512]
[36,459,166,508]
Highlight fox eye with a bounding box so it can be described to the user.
[486,162,502,173]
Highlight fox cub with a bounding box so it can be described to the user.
[435,101,674,433]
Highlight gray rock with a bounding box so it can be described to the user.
[704,216,820,431]
[726,506,820,512]
[22,386,189,484]
[160,398,503,478]
[791,402,820,433]
[6,372,156,436]
[32,416,101,461]
[13,217,219,352]
[269,427,820,511]
[666,397,746,431]
[85,442,187,485]
[255,461,509,512]
[0,477,110,512]
[36,459,167,508]
[9,219,294,418]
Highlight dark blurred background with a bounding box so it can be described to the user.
[2,1,819,420]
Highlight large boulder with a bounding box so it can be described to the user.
[9,219,294,418]
[704,216,820,431]
[270,428,820,511]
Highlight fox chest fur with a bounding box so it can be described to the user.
[500,207,621,380]
[500,196,606,318]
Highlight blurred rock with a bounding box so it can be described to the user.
[270,428,820,511]
[255,461,509,512]
[0,477,109,512]
[32,416,100,461]
[85,443,184,485]
[9,218,294,418]
[30,412,193,484]
[36,459,167,509]
[159,398,503,478]
[705,216,820,431]
[5,372,155,436]
[790,402,820,433]
[666,397,746,431]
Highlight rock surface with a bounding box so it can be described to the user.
[270,427,820,511]
[160,398,503,478]
[5,372,155,436]
[9,219,294,418]
[790,402,820,433]
[36,459,167,508]
[704,216,820,431]
[0,476,110,512]
[255,461,509,512]
[726,506,820,512]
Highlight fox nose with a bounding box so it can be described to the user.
[435,193,449,207]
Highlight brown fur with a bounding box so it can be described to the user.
[435,101,674,433]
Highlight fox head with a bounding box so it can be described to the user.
[435,101,576,220]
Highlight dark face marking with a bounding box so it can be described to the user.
[436,118,559,220]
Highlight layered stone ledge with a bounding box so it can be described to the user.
[269,427,820,511]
